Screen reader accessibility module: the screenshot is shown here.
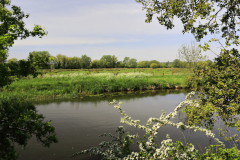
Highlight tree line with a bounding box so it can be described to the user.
[6,51,213,71]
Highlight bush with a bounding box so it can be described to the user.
[199,145,240,160]
[150,63,158,68]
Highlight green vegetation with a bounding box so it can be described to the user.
[1,68,189,101]
[138,0,240,147]
[1,0,240,159]
[150,63,158,68]
[0,1,57,159]
[0,95,58,160]
[6,44,213,73]
[187,49,240,142]
[6,52,212,70]
[0,0,46,87]
[28,51,51,69]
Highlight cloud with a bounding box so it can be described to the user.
[13,37,142,46]
[8,0,218,62]
[13,1,184,37]
[11,0,185,46]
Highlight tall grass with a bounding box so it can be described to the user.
[1,71,189,101]
[40,68,190,76]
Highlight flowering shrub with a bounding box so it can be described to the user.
[71,126,138,159]
[72,92,231,159]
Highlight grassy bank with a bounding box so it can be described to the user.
[0,68,190,101]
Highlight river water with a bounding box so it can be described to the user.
[14,89,236,160]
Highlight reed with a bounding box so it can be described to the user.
[1,72,188,101]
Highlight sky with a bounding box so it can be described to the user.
[6,0,233,62]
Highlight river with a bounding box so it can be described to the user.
[15,89,235,160]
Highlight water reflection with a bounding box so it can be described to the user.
[15,89,230,160]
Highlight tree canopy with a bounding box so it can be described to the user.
[0,0,47,87]
[100,55,114,68]
[126,58,138,68]
[136,0,240,143]
[136,0,240,49]
[28,51,51,69]
[0,1,58,159]
[80,54,91,69]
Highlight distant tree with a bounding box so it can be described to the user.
[81,54,91,69]
[70,57,81,69]
[48,56,57,69]
[55,54,62,69]
[144,61,149,68]
[172,59,182,68]
[55,54,68,69]
[97,59,105,68]
[123,57,130,68]
[7,54,40,79]
[126,58,137,68]
[181,61,187,68]
[28,51,51,69]
[100,55,113,68]
[150,63,158,68]
[111,55,118,68]
[149,60,160,68]
[7,58,18,63]
[158,62,165,68]
[162,63,167,68]
[64,57,72,69]
[66,56,81,69]
[17,59,39,78]
[150,60,160,65]
[178,41,208,69]
[116,61,124,68]
[143,61,151,68]
[165,61,170,68]
[90,60,99,69]
[62,55,68,69]
[137,61,146,68]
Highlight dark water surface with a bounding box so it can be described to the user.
[15,89,236,160]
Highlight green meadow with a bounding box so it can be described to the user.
[40,68,188,75]
[0,68,190,101]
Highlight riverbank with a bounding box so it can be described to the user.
[0,71,190,102]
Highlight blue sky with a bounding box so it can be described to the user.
[7,0,229,62]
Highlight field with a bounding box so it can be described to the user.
[0,68,191,101]
[40,68,187,75]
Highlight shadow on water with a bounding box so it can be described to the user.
[15,89,237,160]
